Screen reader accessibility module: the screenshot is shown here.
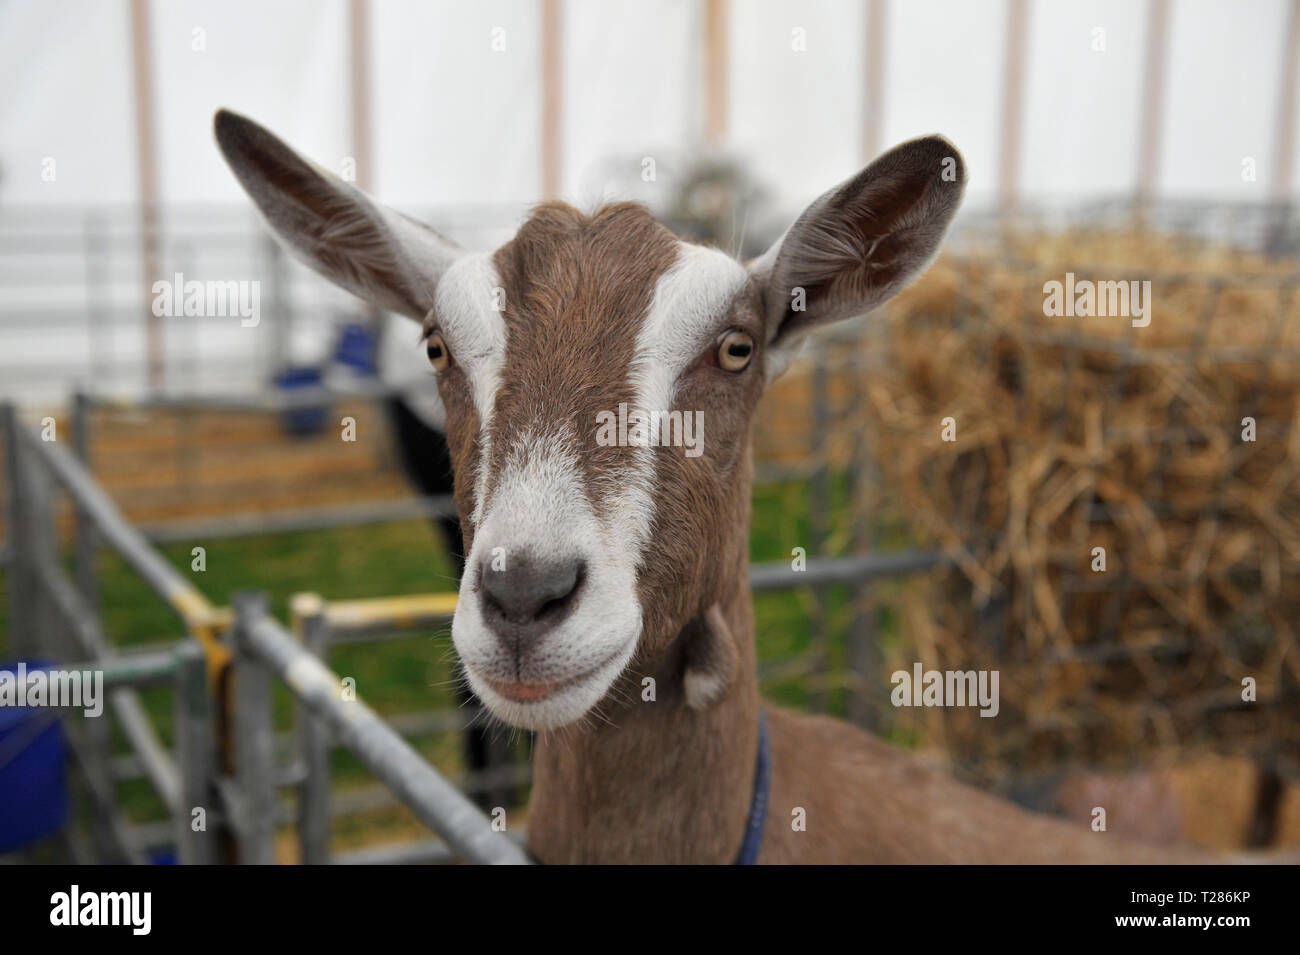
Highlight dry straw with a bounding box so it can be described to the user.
[858,230,1300,779]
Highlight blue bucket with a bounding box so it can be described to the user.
[273,366,328,436]
[0,660,69,853]
[334,323,378,376]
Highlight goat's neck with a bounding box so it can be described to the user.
[526,527,760,864]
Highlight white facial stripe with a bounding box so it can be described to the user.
[638,244,751,395]
[456,422,643,731]
[450,240,748,732]
[489,425,596,553]
[434,252,507,526]
[615,244,750,559]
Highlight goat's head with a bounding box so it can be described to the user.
[216,110,965,730]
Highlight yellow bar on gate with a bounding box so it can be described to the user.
[166,584,233,673]
[321,593,459,633]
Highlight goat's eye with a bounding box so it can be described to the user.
[425,333,450,372]
[716,329,754,372]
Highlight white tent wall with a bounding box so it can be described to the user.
[1020,0,1149,199]
[730,0,878,208]
[1161,0,1287,197]
[0,0,138,204]
[3,0,1294,208]
[562,0,698,206]
[150,0,353,204]
[878,0,1006,207]
[372,0,543,206]
[0,0,1296,403]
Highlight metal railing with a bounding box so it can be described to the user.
[1,405,529,864]
[52,387,460,550]
[3,398,952,864]
[229,593,529,865]
[4,404,223,863]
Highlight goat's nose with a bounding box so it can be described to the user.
[478,552,584,644]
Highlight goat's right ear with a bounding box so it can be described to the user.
[214,109,459,320]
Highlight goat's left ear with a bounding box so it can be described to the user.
[750,135,965,372]
[682,605,739,710]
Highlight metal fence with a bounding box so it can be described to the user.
[4,403,221,863]
[2,399,946,864]
[1,404,530,864]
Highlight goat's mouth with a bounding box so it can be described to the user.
[482,677,565,703]
[461,634,639,731]
[481,641,630,705]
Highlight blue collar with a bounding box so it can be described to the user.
[733,711,771,865]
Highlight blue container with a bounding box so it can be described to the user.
[0,660,69,854]
[273,366,328,436]
[334,323,378,376]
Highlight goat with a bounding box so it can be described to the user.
[215,109,1287,863]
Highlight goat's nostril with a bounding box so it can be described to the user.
[479,554,584,631]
